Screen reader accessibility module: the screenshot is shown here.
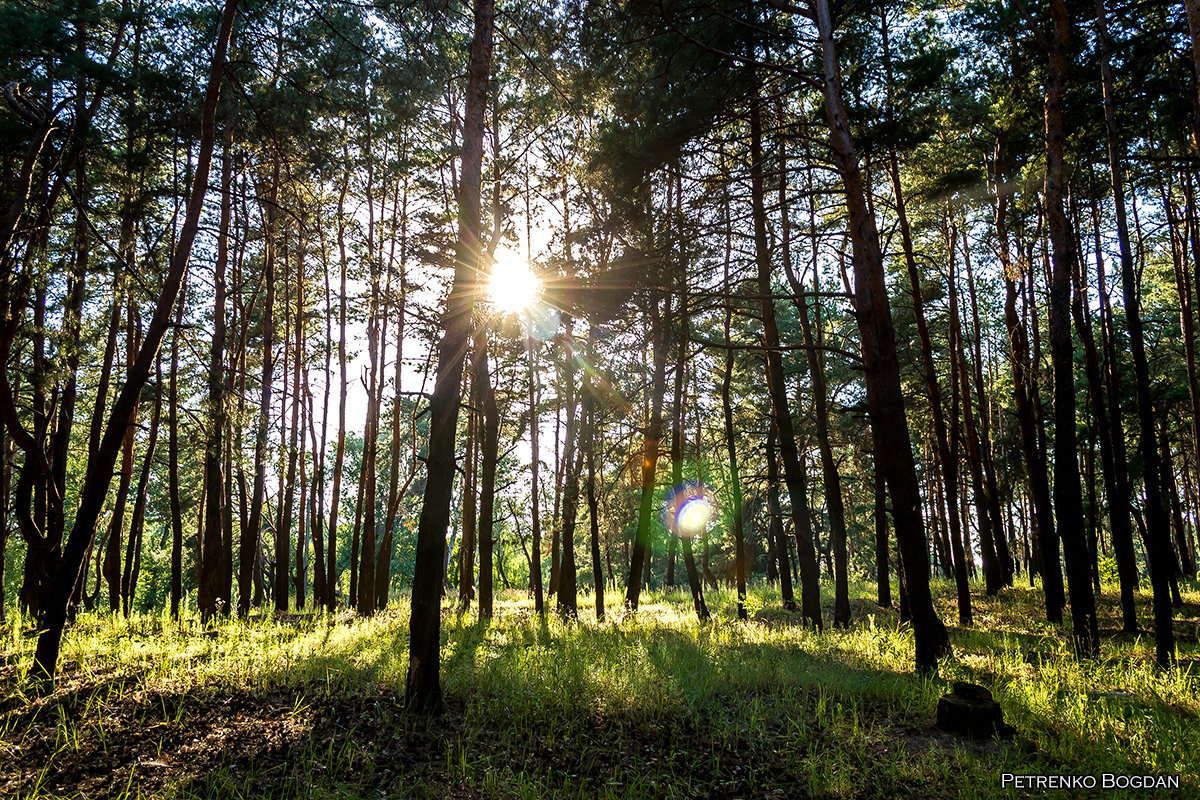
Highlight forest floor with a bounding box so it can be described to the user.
[0,579,1197,799]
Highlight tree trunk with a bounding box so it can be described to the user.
[323,172,351,611]
[625,296,668,611]
[785,155,848,627]
[528,330,545,613]
[201,124,233,620]
[406,0,493,710]
[241,159,278,616]
[766,424,795,609]
[32,0,238,683]
[874,457,891,608]
[750,95,821,629]
[815,0,947,669]
[890,147,970,622]
[946,215,1001,595]
[1044,0,1099,658]
[585,323,605,621]
[106,302,141,613]
[459,395,477,611]
[168,286,185,618]
[122,358,162,616]
[476,336,500,620]
[995,131,1063,622]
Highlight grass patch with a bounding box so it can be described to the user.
[0,579,1196,798]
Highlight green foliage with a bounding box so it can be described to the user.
[1,581,1197,798]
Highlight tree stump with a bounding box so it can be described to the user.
[936,682,1014,739]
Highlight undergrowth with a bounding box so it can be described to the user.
[0,579,1196,799]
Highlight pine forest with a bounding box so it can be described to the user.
[1,0,1199,797]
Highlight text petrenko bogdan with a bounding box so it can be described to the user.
[1001,773,1181,790]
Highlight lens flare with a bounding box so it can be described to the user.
[664,481,718,538]
[523,302,559,341]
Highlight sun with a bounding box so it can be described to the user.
[487,248,541,314]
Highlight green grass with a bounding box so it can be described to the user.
[0,579,1197,798]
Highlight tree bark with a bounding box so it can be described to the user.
[625,296,668,611]
[1043,0,1099,658]
[750,95,821,629]
[32,0,238,683]
[406,0,493,710]
[476,335,500,620]
[241,159,278,616]
[201,123,233,620]
[815,0,947,669]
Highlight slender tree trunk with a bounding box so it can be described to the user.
[241,160,278,616]
[720,300,745,621]
[476,337,500,620]
[815,0,947,669]
[323,172,351,611]
[750,95,821,629]
[996,132,1063,622]
[784,156,848,626]
[625,296,668,611]
[459,397,477,611]
[201,124,232,621]
[32,0,238,683]
[946,215,1001,595]
[874,456,891,607]
[585,323,605,621]
[890,147,971,621]
[528,330,545,613]
[962,226,1014,585]
[107,303,140,612]
[168,286,185,618]
[1184,0,1200,152]
[406,0,493,710]
[123,358,162,616]
[557,313,580,618]
[1044,0,1099,658]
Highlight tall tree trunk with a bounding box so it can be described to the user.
[625,296,668,611]
[201,124,232,620]
[293,235,308,610]
[241,159,278,617]
[946,215,1001,595]
[750,95,821,629]
[874,455,891,608]
[585,323,605,621]
[168,286,185,618]
[962,226,1014,585]
[32,0,238,683]
[106,302,140,612]
[665,296,710,622]
[815,0,947,669]
[996,132,1063,622]
[459,397,477,611]
[277,237,300,614]
[784,155,848,627]
[890,147,970,622]
[528,331,545,613]
[122,358,162,616]
[323,172,351,611]
[377,180,409,610]
[1044,0,1099,658]
[1184,0,1200,152]
[557,316,580,618]
[476,337,500,620]
[406,0,493,710]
